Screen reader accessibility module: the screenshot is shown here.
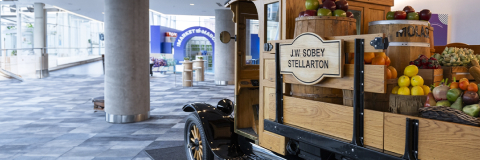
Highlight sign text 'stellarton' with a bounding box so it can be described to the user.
[288,48,329,69]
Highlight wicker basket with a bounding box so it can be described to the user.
[419,106,480,126]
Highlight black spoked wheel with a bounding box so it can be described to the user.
[185,114,214,160]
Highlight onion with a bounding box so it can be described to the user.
[433,82,449,101]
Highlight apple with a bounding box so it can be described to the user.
[386,11,395,20]
[407,12,419,20]
[419,9,432,21]
[317,8,332,16]
[304,10,317,17]
[403,6,415,14]
[322,0,337,12]
[299,11,305,17]
[335,0,348,12]
[394,11,407,19]
[305,0,319,10]
[346,11,354,18]
[333,9,346,17]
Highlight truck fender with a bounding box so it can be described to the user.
[183,102,245,159]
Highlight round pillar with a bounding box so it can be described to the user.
[214,9,235,85]
[104,0,150,123]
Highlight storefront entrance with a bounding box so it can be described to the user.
[184,36,213,72]
[173,26,215,73]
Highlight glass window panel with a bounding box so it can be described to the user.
[266,2,280,41]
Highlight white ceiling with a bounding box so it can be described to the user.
[14,0,227,21]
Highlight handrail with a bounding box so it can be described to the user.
[0,68,23,81]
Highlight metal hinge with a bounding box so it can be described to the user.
[370,37,389,50]
[402,118,419,160]
[264,43,273,51]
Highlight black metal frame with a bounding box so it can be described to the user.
[266,39,420,160]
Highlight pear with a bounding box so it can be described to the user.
[451,96,463,111]
[424,93,437,107]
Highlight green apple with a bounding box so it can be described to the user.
[386,11,395,20]
[317,8,332,16]
[407,12,419,20]
[305,0,319,10]
[333,9,346,17]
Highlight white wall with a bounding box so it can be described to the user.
[392,0,480,45]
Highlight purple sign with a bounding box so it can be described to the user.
[429,14,448,46]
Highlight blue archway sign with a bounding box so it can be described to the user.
[173,26,215,66]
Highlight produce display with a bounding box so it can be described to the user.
[349,52,397,79]
[431,47,477,67]
[300,0,354,18]
[426,78,480,117]
[410,55,441,69]
[392,65,430,96]
[386,6,431,21]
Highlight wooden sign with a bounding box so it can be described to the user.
[280,33,344,85]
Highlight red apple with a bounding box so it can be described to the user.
[346,11,354,18]
[335,0,348,12]
[299,11,305,17]
[322,0,336,12]
[419,9,432,21]
[403,6,415,14]
[394,11,407,19]
[304,10,317,17]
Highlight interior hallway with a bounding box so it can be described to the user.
[0,61,234,160]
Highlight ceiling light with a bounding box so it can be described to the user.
[190,4,194,5]
[102,12,104,14]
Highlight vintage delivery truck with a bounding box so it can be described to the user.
[181,0,480,160]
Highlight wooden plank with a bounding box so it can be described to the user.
[418,69,443,86]
[265,33,385,54]
[350,0,394,6]
[283,96,384,149]
[236,89,259,129]
[284,64,387,93]
[384,113,480,160]
[263,59,276,82]
[259,130,287,155]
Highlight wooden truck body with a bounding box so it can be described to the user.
[181,1,480,160]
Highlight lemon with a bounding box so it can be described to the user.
[411,86,425,95]
[404,65,419,77]
[398,75,410,87]
[398,87,410,95]
[392,86,399,94]
[411,75,424,86]
[422,85,431,95]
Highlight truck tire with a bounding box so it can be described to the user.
[184,113,214,160]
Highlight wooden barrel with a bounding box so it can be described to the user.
[368,20,431,76]
[390,94,427,116]
[343,79,397,112]
[294,16,356,38]
[292,16,356,104]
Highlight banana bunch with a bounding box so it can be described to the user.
[433,47,477,67]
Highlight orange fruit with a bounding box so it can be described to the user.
[388,66,398,79]
[375,52,387,59]
[371,56,386,65]
[450,82,459,89]
[459,80,470,90]
[386,68,392,79]
[364,52,375,64]
[459,78,469,83]
[385,56,391,66]
[468,83,478,92]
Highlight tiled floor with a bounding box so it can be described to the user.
[0,61,234,160]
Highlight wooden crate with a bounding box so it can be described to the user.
[389,94,427,116]
[343,78,397,112]
[418,69,443,86]
[384,113,480,160]
[442,66,474,82]
[294,16,356,38]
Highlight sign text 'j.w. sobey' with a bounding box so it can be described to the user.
[288,48,329,69]
[279,33,343,85]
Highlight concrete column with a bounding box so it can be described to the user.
[16,6,22,55]
[34,3,48,78]
[214,9,235,85]
[104,0,150,123]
